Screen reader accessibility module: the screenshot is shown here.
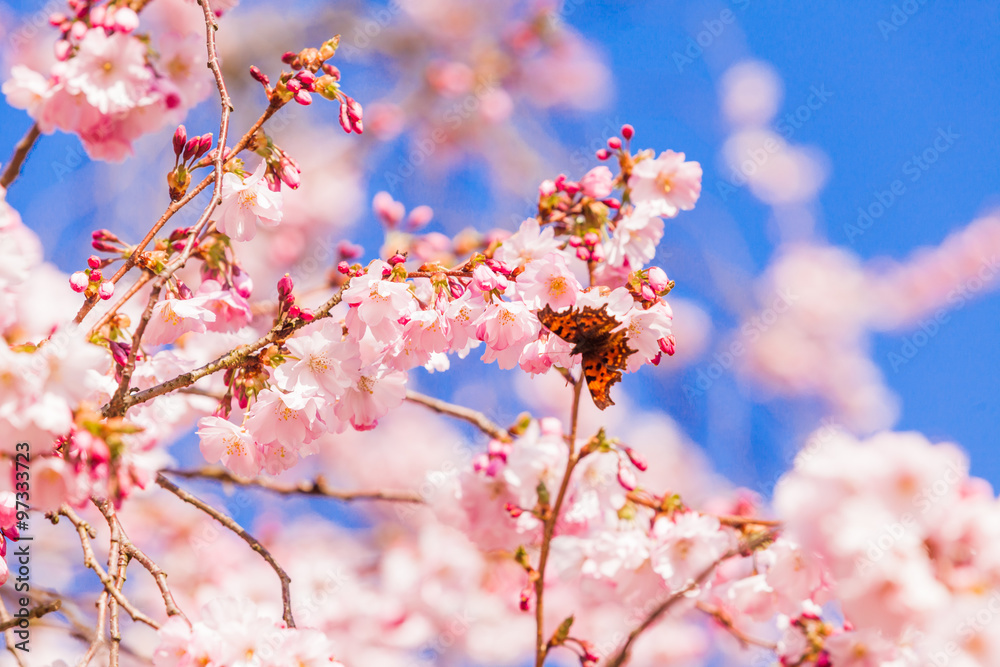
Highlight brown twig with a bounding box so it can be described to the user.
[57,505,160,629]
[695,601,778,650]
[405,390,513,442]
[0,596,27,667]
[77,591,109,667]
[155,473,296,628]
[93,498,188,622]
[102,283,348,417]
[534,374,585,667]
[0,123,41,189]
[606,529,780,667]
[162,468,425,503]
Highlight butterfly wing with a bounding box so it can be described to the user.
[537,305,581,345]
[582,328,636,410]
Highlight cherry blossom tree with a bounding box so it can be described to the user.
[1,1,999,666]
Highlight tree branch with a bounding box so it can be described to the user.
[0,123,41,190]
[155,473,296,628]
[162,468,424,503]
[405,390,513,442]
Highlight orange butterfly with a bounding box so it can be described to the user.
[537,304,636,410]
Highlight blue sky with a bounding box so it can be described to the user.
[3,0,1000,499]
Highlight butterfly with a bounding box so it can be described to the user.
[537,304,636,410]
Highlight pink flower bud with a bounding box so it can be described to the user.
[87,6,105,26]
[596,148,611,160]
[54,39,71,61]
[296,70,316,89]
[387,252,407,266]
[69,271,89,293]
[232,267,253,299]
[299,308,315,322]
[89,269,102,282]
[602,197,621,209]
[281,51,297,64]
[622,446,648,471]
[575,246,590,262]
[407,205,434,230]
[337,241,363,260]
[539,179,557,197]
[519,586,532,611]
[277,273,294,299]
[172,125,187,158]
[590,243,605,263]
[617,460,637,491]
[658,335,676,356]
[562,180,580,195]
[183,137,199,162]
[554,174,567,190]
[567,235,583,248]
[70,20,87,40]
[640,284,656,301]
[109,340,131,367]
[98,281,114,300]
[48,12,67,26]
[579,166,614,199]
[647,266,669,292]
[279,158,301,189]
[583,231,600,246]
[176,281,194,300]
[373,191,405,228]
[249,65,269,86]
[196,134,213,160]
[288,305,301,319]
[347,97,363,123]
[504,502,522,518]
[111,7,139,32]
[293,90,312,105]
[87,255,101,269]
[338,101,352,133]
[337,261,351,275]
[621,124,635,140]
[607,137,622,150]
[448,278,466,299]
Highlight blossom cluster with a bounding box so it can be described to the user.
[3,0,217,160]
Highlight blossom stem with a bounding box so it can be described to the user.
[155,473,297,628]
[56,505,160,630]
[534,373,585,667]
[0,123,41,190]
[162,467,425,503]
[404,390,513,442]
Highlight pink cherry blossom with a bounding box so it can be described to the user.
[515,252,582,310]
[579,165,614,199]
[196,416,260,478]
[215,161,283,242]
[628,150,702,218]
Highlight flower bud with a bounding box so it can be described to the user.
[232,266,253,299]
[387,252,407,266]
[607,136,622,150]
[617,460,637,491]
[87,255,101,269]
[335,241,362,262]
[111,7,139,33]
[647,266,669,292]
[293,90,313,105]
[407,205,434,230]
[173,125,187,158]
[54,39,71,61]
[622,446,648,471]
[658,335,676,356]
[539,179,557,197]
[337,261,351,275]
[277,273,294,299]
[596,148,611,160]
[69,271,89,293]
[249,65,269,86]
[621,123,634,140]
[89,269,102,282]
[98,281,114,300]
